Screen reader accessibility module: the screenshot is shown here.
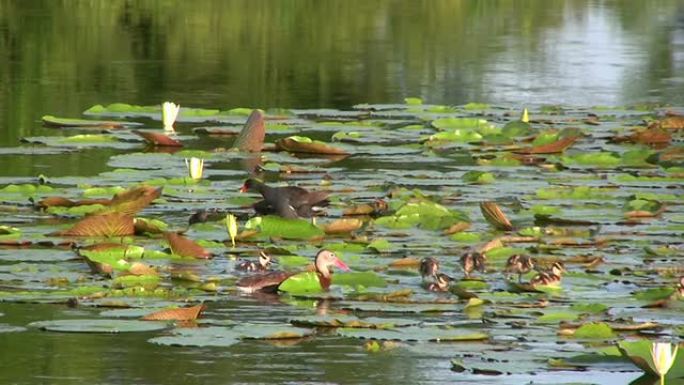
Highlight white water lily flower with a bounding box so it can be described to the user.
[651,341,678,383]
[226,214,238,247]
[521,108,529,123]
[184,157,204,181]
[162,101,180,132]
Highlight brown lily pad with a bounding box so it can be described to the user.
[133,130,183,147]
[321,218,364,234]
[164,232,212,259]
[141,304,206,321]
[54,213,135,237]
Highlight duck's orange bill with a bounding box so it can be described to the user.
[334,258,350,271]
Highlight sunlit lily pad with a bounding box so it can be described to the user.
[338,325,488,342]
[29,319,167,333]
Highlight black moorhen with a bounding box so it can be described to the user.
[240,178,330,219]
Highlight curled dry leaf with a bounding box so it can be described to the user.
[35,196,110,209]
[232,109,265,152]
[104,186,162,216]
[133,130,183,147]
[164,232,212,259]
[321,218,364,234]
[127,262,158,276]
[443,221,471,235]
[141,304,206,321]
[55,213,135,237]
[479,202,513,231]
[388,257,421,269]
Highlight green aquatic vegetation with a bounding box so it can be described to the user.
[47,204,108,216]
[536,186,614,200]
[477,154,522,166]
[431,117,491,130]
[404,97,422,105]
[462,171,495,184]
[572,322,614,339]
[245,216,324,239]
[561,152,621,167]
[450,232,481,243]
[425,129,483,143]
[59,134,118,143]
[29,319,168,333]
[463,102,490,110]
[618,340,684,379]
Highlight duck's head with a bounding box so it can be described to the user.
[315,249,350,277]
[550,262,565,276]
[419,257,440,278]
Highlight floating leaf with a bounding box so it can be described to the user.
[245,215,324,240]
[42,115,140,128]
[29,319,167,333]
[133,130,183,147]
[55,213,135,237]
[141,304,205,321]
[338,325,488,342]
[275,136,348,155]
[618,340,684,379]
[164,232,212,259]
[321,218,364,234]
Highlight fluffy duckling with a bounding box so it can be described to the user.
[530,262,565,286]
[235,250,272,272]
[460,251,486,279]
[678,276,684,297]
[425,273,453,292]
[505,254,535,282]
[419,257,440,281]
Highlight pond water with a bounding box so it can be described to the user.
[1,1,683,385]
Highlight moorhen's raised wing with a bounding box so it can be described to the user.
[240,178,330,219]
[236,249,348,293]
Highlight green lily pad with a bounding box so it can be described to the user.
[245,216,324,239]
[338,325,488,342]
[573,322,615,339]
[29,319,167,333]
[618,340,684,379]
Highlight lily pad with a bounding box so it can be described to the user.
[29,319,167,333]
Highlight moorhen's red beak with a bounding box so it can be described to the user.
[239,184,248,193]
[333,257,350,271]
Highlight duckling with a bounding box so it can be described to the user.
[505,254,535,282]
[425,273,453,292]
[460,251,486,279]
[419,257,440,281]
[530,262,565,286]
[678,276,684,297]
[235,250,272,272]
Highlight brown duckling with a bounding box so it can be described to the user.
[235,250,272,272]
[460,251,486,279]
[530,262,565,286]
[419,257,440,281]
[505,254,535,282]
[425,273,453,292]
[678,276,684,297]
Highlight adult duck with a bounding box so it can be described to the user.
[236,249,348,293]
[240,178,330,219]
